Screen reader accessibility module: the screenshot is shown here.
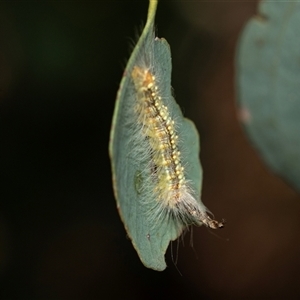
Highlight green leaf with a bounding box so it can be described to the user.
[109,0,203,270]
[236,2,300,192]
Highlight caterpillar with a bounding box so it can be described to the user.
[129,60,224,230]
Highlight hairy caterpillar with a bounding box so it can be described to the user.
[129,60,224,230]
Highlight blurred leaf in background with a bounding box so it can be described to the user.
[237,1,300,192]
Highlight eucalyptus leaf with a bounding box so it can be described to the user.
[109,0,203,270]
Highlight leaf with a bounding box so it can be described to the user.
[109,0,203,270]
[236,2,300,192]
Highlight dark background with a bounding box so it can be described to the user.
[1,1,300,299]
